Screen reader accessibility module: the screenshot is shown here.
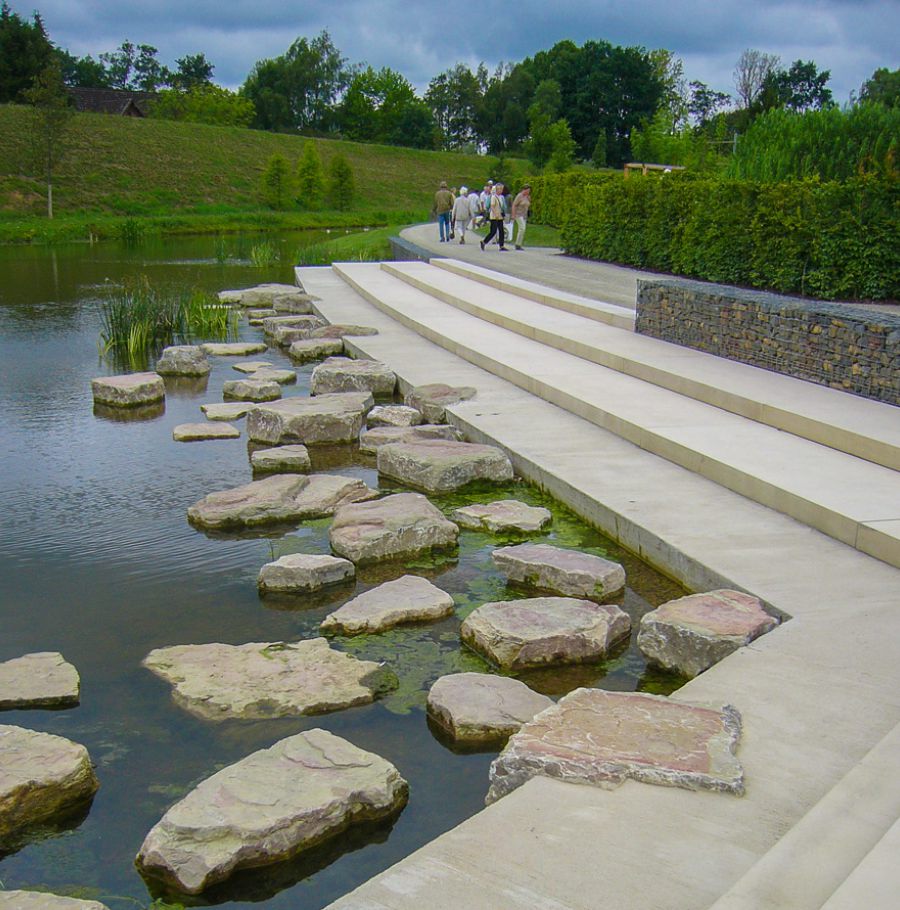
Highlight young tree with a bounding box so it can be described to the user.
[733,49,780,108]
[689,81,731,127]
[591,131,607,168]
[327,154,355,211]
[547,119,576,172]
[296,141,325,208]
[259,153,294,210]
[0,1,54,102]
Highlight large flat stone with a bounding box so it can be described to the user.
[222,378,282,402]
[487,688,744,803]
[250,443,312,474]
[187,473,376,530]
[377,439,514,492]
[405,383,476,423]
[249,367,297,385]
[0,893,110,910]
[219,283,307,307]
[452,499,552,534]
[367,405,423,428]
[321,574,455,635]
[200,402,255,421]
[142,639,394,720]
[231,360,273,374]
[288,337,345,363]
[258,553,354,593]
[638,589,779,678]
[309,324,378,339]
[155,345,210,376]
[461,596,631,670]
[427,673,554,745]
[0,653,80,710]
[173,422,240,442]
[91,372,165,408]
[329,492,459,564]
[492,542,626,601]
[247,392,373,445]
[273,293,316,314]
[273,324,328,347]
[0,725,99,840]
[201,342,268,356]
[136,728,408,894]
[311,357,397,398]
[359,424,463,454]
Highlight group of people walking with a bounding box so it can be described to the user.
[433,180,531,251]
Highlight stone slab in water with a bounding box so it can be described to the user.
[0,893,111,910]
[638,589,779,678]
[0,652,80,710]
[367,405,423,428]
[173,422,240,442]
[258,553,354,593]
[288,337,344,363]
[492,542,626,601]
[330,492,459,564]
[247,392,373,445]
[142,638,393,720]
[487,688,744,803]
[218,283,306,307]
[273,293,316,314]
[321,574,455,635]
[262,314,324,337]
[155,345,210,376]
[250,367,297,385]
[201,342,268,356]
[232,360,273,374]
[405,383,476,423]
[135,728,408,894]
[426,673,554,745]
[244,310,276,322]
[452,500,552,534]
[91,372,165,408]
[377,439,514,492]
[310,357,397,398]
[460,596,631,670]
[201,402,255,421]
[359,424,462,455]
[0,724,99,840]
[250,443,312,474]
[309,324,378,339]
[187,473,376,530]
[222,378,282,402]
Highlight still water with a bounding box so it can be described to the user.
[0,232,686,907]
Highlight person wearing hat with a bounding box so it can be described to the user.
[511,184,531,250]
[452,186,472,244]
[433,181,454,242]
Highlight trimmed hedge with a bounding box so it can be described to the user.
[528,172,617,227]
[558,174,899,301]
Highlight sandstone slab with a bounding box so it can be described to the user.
[250,443,312,474]
[452,500,552,534]
[487,688,744,803]
[258,553,354,593]
[377,439,514,492]
[367,405,423,428]
[201,402,255,421]
[311,357,396,398]
[0,725,99,840]
[155,345,210,376]
[142,639,393,720]
[218,284,306,307]
[232,360,273,373]
[0,652,80,710]
[460,596,631,670]
[249,367,297,385]
[247,392,373,445]
[492,543,626,601]
[262,314,324,337]
[288,337,344,363]
[245,310,276,322]
[91,372,164,408]
[427,673,554,745]
[201,342,268,356]
[187,473,376,530]
[309,323,378,339]
[173,422,240,442]
[321,575,454,635]
[404,383,476,423]
[330,492,459,564]
[0,893,110,910]
[638,589,779,678]
[273,293,316,314]
[359,424,462,455]
[135,728,408,894]
[222,378,282,402]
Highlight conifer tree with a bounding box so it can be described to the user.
[326,153,355,211]
[259,153,294,210]
[296,141,325,209]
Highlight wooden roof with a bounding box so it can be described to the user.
[67,87,158,116]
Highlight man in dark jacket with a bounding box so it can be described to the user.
[433,181,454,242]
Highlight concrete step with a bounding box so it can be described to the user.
[381,260,900,472]
[331,261,900,569]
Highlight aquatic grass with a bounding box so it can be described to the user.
[212,234,229,263]
[249,240,278,267]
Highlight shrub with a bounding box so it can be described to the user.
[327,153,355,211]
[259,153,294,210]
[296,141,325,210]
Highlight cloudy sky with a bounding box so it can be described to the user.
[13,0,899,102]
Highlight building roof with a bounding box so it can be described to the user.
[67,87,158,116]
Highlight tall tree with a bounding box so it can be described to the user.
[55,49,110,88]
[296,141,325,208]
[858,67,900,108]
[425,64,483,148]
[99,41,170,91]
[0,1,54,102]
[733,49,780,108]
[327,153,355,211]
[769,60,833,112]
[688,81,731,127]
[259,153,294,209]
[171,53,214,90]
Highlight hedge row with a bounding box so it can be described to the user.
[543,172,898,301]
[528,171,616,227]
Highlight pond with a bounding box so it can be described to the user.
[0,231,686,908]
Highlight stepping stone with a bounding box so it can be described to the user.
[359,424,462,454]
[247,392,373,445]
[367,405,423,428]
[142,639,394,720]
[91,372,165,408]
[310,357,397,398]
[249,367,297,385]
[218,283,307,307]
[0,652,80,710]
[201,402,255,421]
[258,553,353,593]
[321,575,454,635]
[187,473,376,530]
[201,341,268,356]
[0,893,110,910]
[452,499,552,534]
[244,310,276,322]
[222,378,281,402]
[330,492,459,564]
[492,543,626,601]
[0,725,99,840]
[273,324,327,347]
[461,596,631,670]
[135,728,408,894]
[232,360,273,373]
[638,589,779,679]
[427,673,554,745]
[273,293,316,314]
[173,422,240,442]
[377,439,514,492]
[309,323,378,339]
[487,688,744,803]
[251,443,312,474]
[155,345,210,376]
[262,314,324,337]
[288,337,344,363]
[405,383,476,423]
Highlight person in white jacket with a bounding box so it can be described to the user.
[452,187,473,244]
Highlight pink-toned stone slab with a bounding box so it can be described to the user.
[638,589,779,678]
[247,392,373,445]
[310,357,397,398]
[173,422,240,442]
[367,405,423,428]
[377,439,514,493]
[404,383,476,423]
[487,688,743,803]
[359,424,463,454]
[288,337,344,363]
[91,372,165,408]
[452,499,552,534]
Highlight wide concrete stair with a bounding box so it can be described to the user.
[330,260,900,570]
